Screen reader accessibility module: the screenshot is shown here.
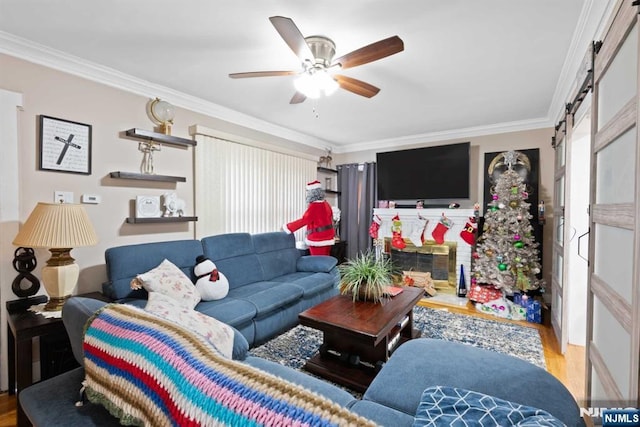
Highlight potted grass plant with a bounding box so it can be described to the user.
[338,251,395,303]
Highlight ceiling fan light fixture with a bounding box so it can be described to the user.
[294,69,338,99]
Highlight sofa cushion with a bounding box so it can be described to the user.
[273,272,336,297]
[201,233,265,287]
[104,240,203,300]
[131,259,201,309]
[350,399,415,427]
[145,292,235,359]
[413,386,564,426]
[20,367,121,427]
[195,298,257,327]
[296,255,338,273]
[227,281,303,316]
[364,339,583,426]
[253,232,300,280]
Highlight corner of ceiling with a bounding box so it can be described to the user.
[545,0,618,125]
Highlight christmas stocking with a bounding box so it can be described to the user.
[460,217,478,245]
[431,214,452,245]
[408,216,428,247]
[369,215,382,239]
[391,214,406,249]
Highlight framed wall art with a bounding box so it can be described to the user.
[39,115,92,175]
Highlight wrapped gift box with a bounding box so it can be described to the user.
[526,300,542,323]
[468,284,502,304]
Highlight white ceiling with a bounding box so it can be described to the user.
[0,1,612,153]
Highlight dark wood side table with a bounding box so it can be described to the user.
[298,286,423,392]
[7,297,66,426]
[6,292,111,426]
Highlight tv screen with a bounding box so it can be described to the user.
[376,142,470,202]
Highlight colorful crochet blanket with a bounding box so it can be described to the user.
[83,304,376,427]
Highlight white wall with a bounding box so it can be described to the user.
[333,128,556,292]
[0,54,326,390]
[0,89,23,391]
[0,53,325,298]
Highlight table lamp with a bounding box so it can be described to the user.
[12,202,98,311]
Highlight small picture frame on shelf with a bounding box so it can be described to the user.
[39,115,92,175]
[136,196,162,218]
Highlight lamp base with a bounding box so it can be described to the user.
[41,248,79,312]
[44,296,70,311]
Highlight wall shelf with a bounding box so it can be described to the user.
[317,167,338,174]
[125,128,196,147]
[110,171,186,183]
[125,216,198,224]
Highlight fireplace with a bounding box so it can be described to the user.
[373,208,474,294]
[385,238,458,294]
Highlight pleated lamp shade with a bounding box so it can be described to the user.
[13,203,98,248]
[13,202,98,310]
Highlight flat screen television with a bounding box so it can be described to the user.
[376,142,470,203]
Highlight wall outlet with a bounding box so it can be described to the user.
[53,191,74,204]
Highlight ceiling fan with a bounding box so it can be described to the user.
[229,16,404,104]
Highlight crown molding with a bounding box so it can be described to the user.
[334,116,553,154]
[0,31,331,151]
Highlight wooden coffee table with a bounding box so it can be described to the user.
[298,286,423,392]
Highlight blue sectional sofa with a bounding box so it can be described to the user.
[17,231,585,426]
[19,297,585,426]
[102,231,339,346]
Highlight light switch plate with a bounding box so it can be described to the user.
[54,191,74,203]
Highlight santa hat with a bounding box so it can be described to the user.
[306,180,322,190]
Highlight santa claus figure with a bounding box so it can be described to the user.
[283,180,335,255]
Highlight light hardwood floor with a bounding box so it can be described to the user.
[0,299,586,426]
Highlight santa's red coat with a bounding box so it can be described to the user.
[284,200,335,247]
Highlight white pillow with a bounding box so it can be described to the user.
[130,259,201,309]
[144,292,234,359]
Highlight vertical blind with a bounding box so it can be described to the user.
[194,134,316,241]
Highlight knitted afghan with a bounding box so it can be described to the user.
[83,304,376,427]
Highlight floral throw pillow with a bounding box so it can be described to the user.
[130,259,201,309]
[144,292,234,359]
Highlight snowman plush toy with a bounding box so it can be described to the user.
[194,255,229,300]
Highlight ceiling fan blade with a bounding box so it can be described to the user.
[269,16,314,63]
[332,36,404,70]
[335,75,380,98]
[290,92,307,104]
[229,71,298,79]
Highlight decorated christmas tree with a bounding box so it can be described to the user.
[473,151,543,294]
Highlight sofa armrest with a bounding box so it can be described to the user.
[296,255,338,273]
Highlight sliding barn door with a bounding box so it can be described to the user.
[587,0,639,407]
[551,44,595,353]
[551,123,568,354]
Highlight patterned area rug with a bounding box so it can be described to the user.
[249,306,546,372]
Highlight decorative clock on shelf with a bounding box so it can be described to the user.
[38,115,92,175]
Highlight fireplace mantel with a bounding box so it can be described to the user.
[373,208,474,289]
